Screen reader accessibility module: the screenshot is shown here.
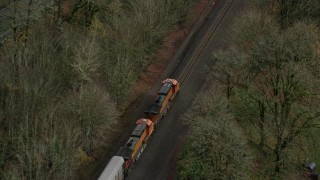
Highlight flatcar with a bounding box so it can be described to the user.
[98,78,179,180]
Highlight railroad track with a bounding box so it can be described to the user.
[127,1,238,179]
[177,0,235,89]
[95,1,237,179]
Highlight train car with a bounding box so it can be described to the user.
[98,78,180,179]
[116,118,154,175]
[98,156,124,180]
[144,78,180,124]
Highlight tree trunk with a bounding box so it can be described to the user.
[12,0,19,85]
[259,101,265,148]
[57,0,61,21]
[274,148,281,173]
[227,75,232,99]
[25,0,33,44]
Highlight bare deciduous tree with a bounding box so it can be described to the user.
[217,11,320,174]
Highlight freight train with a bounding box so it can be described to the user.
[98,78,180,180]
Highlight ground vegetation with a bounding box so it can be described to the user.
[177,88,249,179]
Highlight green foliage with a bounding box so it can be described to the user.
[232,9,279,52]
[215,8,320,175]
[63,0,109,26]
[306,129,320,167]
[212,48,247,98]
[254,0,320,27]
[177,95,249,179]
[230,89,260,127]
[277,0,320,27]
[180,2,320,179]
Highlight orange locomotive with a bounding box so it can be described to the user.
[144,78,180,124]
[98,78,179,179]
[116,118,154,175]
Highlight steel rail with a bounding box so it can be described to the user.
[177,0,235,89]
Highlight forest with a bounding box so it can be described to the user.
[177,0,320,179]
[0,0,198,179]
[1,0,320,179]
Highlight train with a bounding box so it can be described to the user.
[98,78,180,180]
